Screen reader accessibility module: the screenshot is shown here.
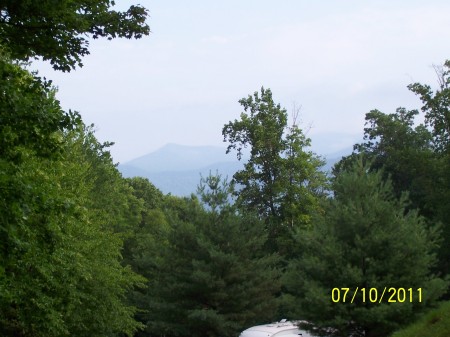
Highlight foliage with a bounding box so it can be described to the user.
[196,171,235,214]
[75,125,143,235]
[0,55,144,336]
[0,1,150,334]
[0,0,150,71]
[0,51,79,162]
[143,174,281,337]
[284,159,448,337]
[222,87,327,255]
[408,60,450,153]
[122,177,171,334]
[407,61,450,278]
[123,177,167,271]
[335,108,439,217]
[390,301,450,337]
[335,61,450,280]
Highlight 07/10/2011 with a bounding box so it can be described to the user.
[331,287,423,304]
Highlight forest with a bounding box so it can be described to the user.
[0,1,449,337]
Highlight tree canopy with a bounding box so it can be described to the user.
[0,0,149,71]
[284,159,447,337]
[408,60,450,153]
[133,174,281,337]
[335,62,450,280]
[222,87,327,255]
[0,52,147,336]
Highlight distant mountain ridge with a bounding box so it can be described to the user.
[118,143,352,196]
[124,143,236,173]
[119,144,245,195]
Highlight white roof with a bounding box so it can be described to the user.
[240,320,315,337]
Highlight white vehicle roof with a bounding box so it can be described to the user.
[239,320,315,337]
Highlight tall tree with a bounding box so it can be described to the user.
[335,108,439,217]
[123,177,171,336]
[222,87,326,255]
[144,174,281,337]
[408,60,450,153]
[0,54,144,336]
[284,159,448,337]
[335,60,450,279]
[0,0,149,71]
[0,51,78,162]
[408,61,450,277]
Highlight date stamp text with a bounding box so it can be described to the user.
[331,287,423,303]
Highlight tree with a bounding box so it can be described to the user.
[284,159,448,337]
[335,61,450,280]
[222,87,326,255]
[0,2,150,332]
[0,126,146,337]
[408,60,450,153]
[0,54,144,336]
[408,61,450,278]
[0,51,79,162]
[122,177,171,336]
[0,0,150,71]
[335,108,439,217]
[123,177,167,271]
[0,54,73,335]
[144,174,281,337]
[73,124,144,236]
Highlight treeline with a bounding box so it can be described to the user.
[1,2,449,337]
[0,53,144,335]
[0,1,150,336]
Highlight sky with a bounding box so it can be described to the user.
[31,0,450,163]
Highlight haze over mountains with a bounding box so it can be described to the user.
[118,140,355,196]
[119,143,244,196]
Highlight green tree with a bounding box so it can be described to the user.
[0,55,144,336]
[335,108,439,218]
[0,0,149,71]
[408,60,450,153]
[122,177,171,336]
[0,53,74,336]
[222,87,326,255]
[336,61,450,280]
[0,51,79,162]
[123,176,167,271]
[74,125,143,236]
[284,159,448,337]
[1,126,146,337]
[145,174,281,337]
[408,61,450,278]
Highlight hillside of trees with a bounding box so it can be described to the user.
[1,1,449,337]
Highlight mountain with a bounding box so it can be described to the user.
[118,143,352,196]
[123,143,236,173]
[119,144,246,195]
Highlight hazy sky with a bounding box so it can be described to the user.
[31,0,450,163]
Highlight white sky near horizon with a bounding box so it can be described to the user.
[30,0,450,163]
